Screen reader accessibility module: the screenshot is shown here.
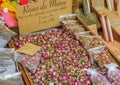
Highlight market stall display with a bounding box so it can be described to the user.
[0,0,120,85]
[7,12,119,85]
[13,28,92,85]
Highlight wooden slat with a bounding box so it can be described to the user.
[18,63,31,85]
[22,66,34,85]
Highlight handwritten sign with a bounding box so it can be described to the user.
[16,0,72,34]
[17,43,40,56]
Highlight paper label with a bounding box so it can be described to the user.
[17,43,40,56]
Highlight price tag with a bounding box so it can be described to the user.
[17,43,40,56]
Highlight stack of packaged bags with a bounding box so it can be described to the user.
[0,22,25,85]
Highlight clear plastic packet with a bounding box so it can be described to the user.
[0,38,8,47]
[0,72,25,85]
[88,46,115,71]
[87,68,111,85]
[66,25,85,33]
[61,20,79,28]
[59,14,76,21]
[15,52,40,73]
[75,31,91,40]
[105,63,120,84]
[0,59,16,76]
[0,23,17,39]
[0,48,15,60]
[0,60,16,68]
[0,48,15,53]
[78,35,103,49]
[0,48,17,76]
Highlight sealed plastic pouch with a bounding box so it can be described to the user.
[0,48,15,60]
[0,23,17,47]
[0,72,25,85]
[61,20,79,28]
[15,52,40,73]
[88,46,115,71]
[87,68,111,85]
[0,55,16,74]
[0,38,8,47]
[66,25,85,33]
[105,63,120,84]
[0,23,17,39]
[75,31,91,40]
[59,14,76,21]
[79,35,103,49]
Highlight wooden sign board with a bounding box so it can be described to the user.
[16,0,72,34]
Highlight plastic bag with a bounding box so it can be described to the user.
[105,63,120,84]
[0,38,8,47]
[0,48,15,60]
[59,14,76,21]
[75,31,91,40]
[61,20,79,28]
[0,23,17,39]
[15,52,40,73]
[88,46,115,72]
[0,60,16,76]
[0,23,17,47]
[66,25,85,33]
[0,48,17,76]
[87,68,111,85]
[75,9,99,25]
[78,35,103,49]
[0,72,25,85]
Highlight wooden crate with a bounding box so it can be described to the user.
[9,26,19,34]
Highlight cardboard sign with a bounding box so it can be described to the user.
[17,43,40,56]
[16,0,72,34]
